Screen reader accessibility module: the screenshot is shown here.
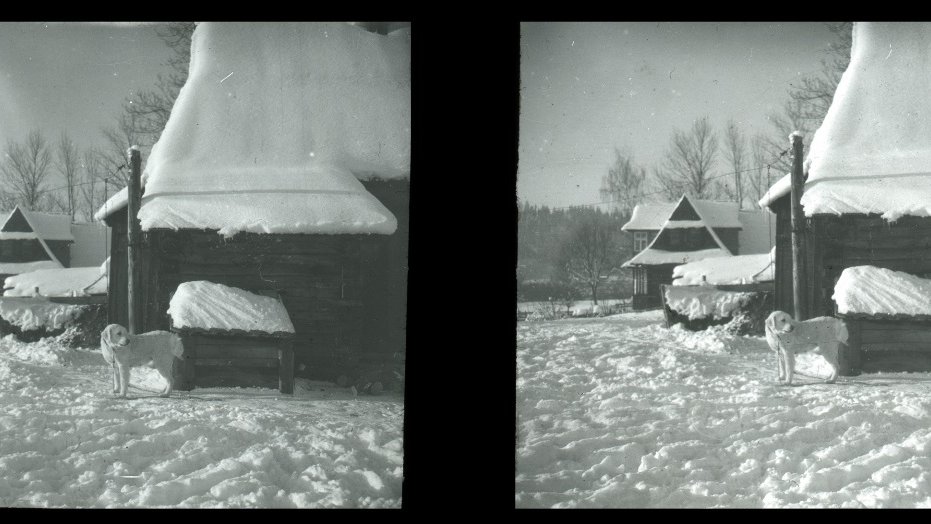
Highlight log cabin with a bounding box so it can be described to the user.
[759,22,931,374]
[95,22,410,390]
[622,194,773,310]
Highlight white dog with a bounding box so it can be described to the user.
[100,323,184,398]
[764,311,848,385]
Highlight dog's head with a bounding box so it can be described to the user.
[101,324,130,349]
[766,310,795,335]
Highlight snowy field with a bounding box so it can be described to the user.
[516,310,931,508]
[0,334,403,508]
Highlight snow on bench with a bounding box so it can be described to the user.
[0,298,83,331]
[167,280,295,336]
[672,251,774,286]
[834,265,931,317]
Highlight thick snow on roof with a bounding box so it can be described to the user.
[622,199,743,230]
[168,280,295,335]
[672,251,774,286]
[736,210,776,254]
[4,267,107,297]
[758,173,791,210]
[802,23,931,220]
[623,247,730,267]
[0,207,74,241]
[138,22,408,236]
[621,203,676,230]
[93,187,128,222]
[834,265,931,317]
[664,286,755,320]
[0,260,62,276]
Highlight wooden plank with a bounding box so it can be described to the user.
[279,341,294,394]
[194,346,280,359]
[861,350,931,373]
[195,358,280,368]
[48,296,107,305]
[860,328,931,344]
[861,342,931,352]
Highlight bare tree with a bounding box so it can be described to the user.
[78,149,107,223]
[98,113,140,187]
[1,130,54,210]
[56,132,80,221]
[122,22,196,149]
[560,213,621,305]
[599,148,647,217]
[654,116,719,199]
[746,134,776,207]
[721,120,747,208]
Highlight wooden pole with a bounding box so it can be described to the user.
[790,132,807,321]
[127,147,141,334]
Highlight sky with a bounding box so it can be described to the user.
[0,22,177,183]
[518,22,839,209]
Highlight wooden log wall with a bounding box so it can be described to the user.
[145,229,379,379]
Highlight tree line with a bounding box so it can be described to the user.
[0,22,195,223]
[600,23,852,214]
[520,23,853,306]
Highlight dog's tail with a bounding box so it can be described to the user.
[170,336,185,358]
[836,320,849,344]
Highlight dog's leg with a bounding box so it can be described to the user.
[777,348,786,382]
[111,363,120,394]
[824,343,838,384]
[118,364,131,398]
[783,350,796,385]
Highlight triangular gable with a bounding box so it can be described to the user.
[0,207,33,233]
[623,194,733,267]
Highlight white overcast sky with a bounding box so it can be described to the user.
[518,22,839,208]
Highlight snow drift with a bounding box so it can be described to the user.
[672,252,774,286]
[4,267,107,297]
[168,281,295,335]
[834,265,931,316]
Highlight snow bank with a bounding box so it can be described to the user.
[802,23,931,220]
[834,265,931,316]
[664,286,754,320]
[137,22,408,236]
[0,298,83,331]
[673,252,774,286]
[0,260,62,276]
[4,267,107,297]
[623,248,730,267]
[517,311,931,508]
[168,281,295,335]
[0,335,402,508]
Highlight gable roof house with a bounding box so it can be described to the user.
[97,22,410,392]
[0,206,73,279]
[621,194,773,310]
[760,22,931,374]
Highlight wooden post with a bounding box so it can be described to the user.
[127,147,141,334]
[790,133,807,321]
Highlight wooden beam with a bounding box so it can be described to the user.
[790,133,807,321]
[279,340,295,394]
[127,147,141,334]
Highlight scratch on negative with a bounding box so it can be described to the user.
[885,45,893,60]
[220,71,234,83]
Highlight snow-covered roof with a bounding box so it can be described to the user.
[621,203,676,230]
[93,186,128,222]
[623,247,731,267]
[622,199,743,230]
[137,22,409,237]
[0,260,63,276]
[834,265,931,317]
[3,267,107,297]
[758,173,791,210]
[736,210,776,255]
[167,280,295,335]
[672,251,774,286]
[801,23,931,220]
[0,206,73,241]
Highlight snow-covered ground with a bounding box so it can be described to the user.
[0,334,403,508]
[516,310,931,508]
